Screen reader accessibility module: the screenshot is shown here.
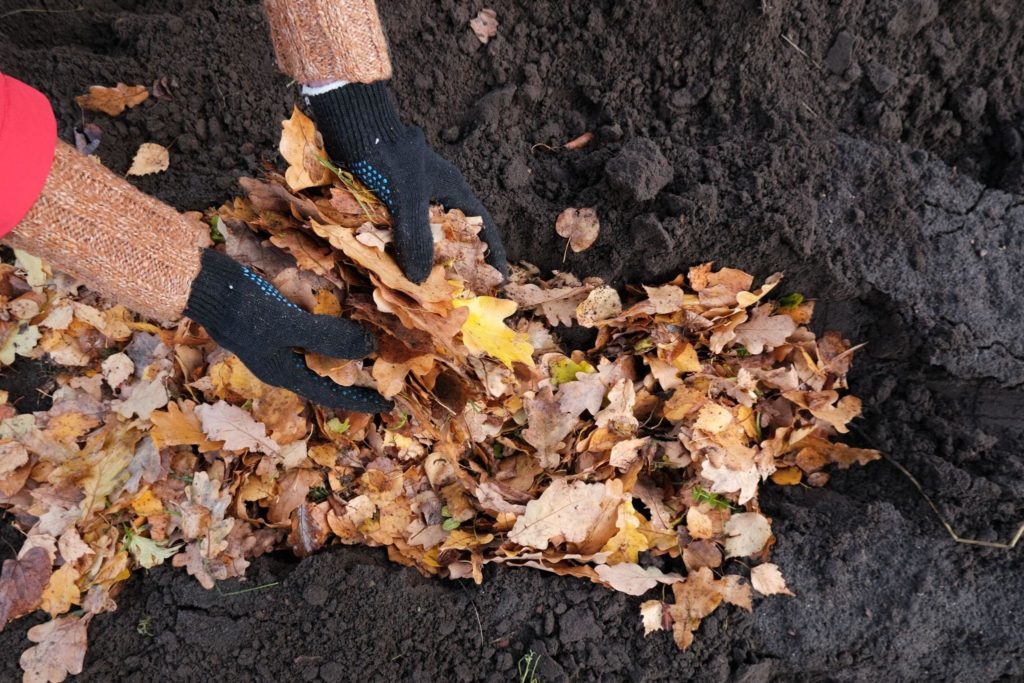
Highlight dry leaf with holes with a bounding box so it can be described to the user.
[555,207,600,253]
[469,8,498,43]
[75,83,148,116]
[126,143,169,177]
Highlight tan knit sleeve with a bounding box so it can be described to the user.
[4,142,205,323]
[263,0,392,84]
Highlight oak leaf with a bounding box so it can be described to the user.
[732,304,797,354]
[19,615,88,683]
[594,563,684,596]
[40,564,80,617]
[75,83,148,116]
[509,478,622,552]
[280,107,333,191]
[194,400,280,454]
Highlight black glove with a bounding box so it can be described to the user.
[307,81,508,283]
[184,248,391,413]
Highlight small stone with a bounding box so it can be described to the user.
[605,137,673,202]
[825,31,855,75]
[867,62,897,94]
[303,584,329,607]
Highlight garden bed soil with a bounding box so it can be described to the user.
[1,1,1023,680]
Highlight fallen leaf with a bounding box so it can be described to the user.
[75,83,148,116]
[453,296,535,368]
[195,401,280,455]
[564,132,594,150]
[555,207,600,253]
[750,563,794,596]
[576,286,622,327]
[594,563,684,596]
[469,8,498,43]
[126,143,169,177]
[509,478,622,552]
[640,600,666,635]
[20,615,88,683]
[40,564,80,617]
[732,304,797,354]
[724,512,772,558]
[0,547,51,629]
[280,106,332,191]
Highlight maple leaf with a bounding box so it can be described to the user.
[19,615,89,683]
[724,512,773,558]
[194,401,280,454]
[555,207,600,253]
[280,106,333,191]
[126,142,170,177]
[453,296,535,368]
[731,304,797,354]
[750,563,794,596]
[75,83,148,116]
[0,547,51,629]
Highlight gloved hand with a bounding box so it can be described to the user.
[184,248,391,413]
[307,81,508,283]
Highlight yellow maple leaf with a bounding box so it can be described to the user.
[130,489,164,517]
[452,296,534,369]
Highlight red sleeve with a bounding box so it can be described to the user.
[0,72,58,237]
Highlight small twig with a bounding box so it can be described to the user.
[0,6,85,21]
[880,453,1023,549]
[780,34,822,70]
[852,426,1023,550]
[216,580,280,597]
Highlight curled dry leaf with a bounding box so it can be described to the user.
[576,286,622,327]
[280,107,332,191]
[75,83,148,116]
[555,207,600,253]
[469,8,498,43]
[750,563,794,596]
[126,143,169,177]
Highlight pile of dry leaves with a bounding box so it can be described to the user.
[0,108,877,681]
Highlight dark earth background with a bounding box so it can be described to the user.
[2,0,1024,680]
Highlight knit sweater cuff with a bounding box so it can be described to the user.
[308,81,404,160]
[263,0,392,84]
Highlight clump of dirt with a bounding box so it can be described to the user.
[1,0,1022,680]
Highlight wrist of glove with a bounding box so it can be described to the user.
[184,248,391,413]
[308,82,508,283]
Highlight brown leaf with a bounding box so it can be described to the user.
[750,563,794,596]
[555,207,600,253]
[0,547,51,630]
[731,304,797,354]
[280,106,332,191]
[75,83,148,116]
[288,503,326,558]
[564,132,594,150]
[521,387,578,468]
[469,8,498,43]
[126,143,169,177]
[19,615,88,683]
[194,400,280,454]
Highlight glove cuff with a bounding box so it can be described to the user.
[307,81,404,160]
[184,248,244,333]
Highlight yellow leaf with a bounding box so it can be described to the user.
[40,564,80,617]
[280,106,332,191]
[671,342,701,373]
[770,467,803,486]
[453,296,534,368]
[600,499,651,564]
[130,489,164,517]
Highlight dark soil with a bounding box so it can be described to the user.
[2,0,1024,680]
